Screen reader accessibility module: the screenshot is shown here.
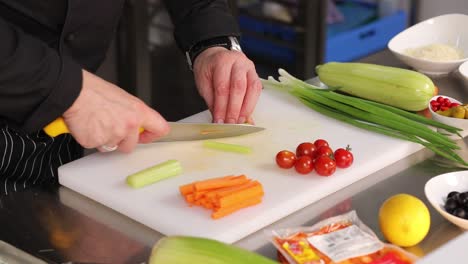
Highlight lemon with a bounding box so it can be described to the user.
[379,193,430,247]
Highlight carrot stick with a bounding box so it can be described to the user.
[194,175,247,191]
[179,183,195,196]
[211,197,262,219]
[193,190,210,200]
[214,180,258,198]
[200,198,214,209]
[204,180,255,203]
[184,194,195,204]
[216,182,264,208]
[179,175,236,195]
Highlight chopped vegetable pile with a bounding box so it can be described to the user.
[180,175,264,219]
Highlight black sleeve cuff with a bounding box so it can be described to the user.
[171,5,240,51]
[22,55,83,133]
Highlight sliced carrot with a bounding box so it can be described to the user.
[204,180,255,203]
[179,183,195,196]
[184,193,195,204]
[193,190,210,200]
[179,175,264,220]
[216,182,264,208]
[200,198,214,209]
[211,197,262,219]
[193,199,203,206]
[194,175,246,191]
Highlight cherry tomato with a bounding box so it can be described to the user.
[294,155,314,174]
[296,142,316,158]
[314,139,329,149]
[314,155,336,176]
[334,146,354,168]
[276,150,297,169]
[315,146,333,159]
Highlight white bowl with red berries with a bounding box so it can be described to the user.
[428,95,468,134]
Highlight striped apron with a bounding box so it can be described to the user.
[0,122,82,195]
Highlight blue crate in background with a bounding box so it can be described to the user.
[238,15,297,64]
[240,35,296,63]
[325,10,407,62]
[238,8,407,65]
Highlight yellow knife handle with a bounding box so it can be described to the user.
[44,118,145,137]
[44,117,70,137]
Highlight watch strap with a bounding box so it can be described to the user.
[185,36,241,70]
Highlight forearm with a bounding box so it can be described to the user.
[0,16,82,132]
[162,0,240,51]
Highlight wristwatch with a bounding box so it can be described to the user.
[185,36,242,70]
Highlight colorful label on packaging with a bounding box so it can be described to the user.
[307,225,383,262]
[281,239,320,264]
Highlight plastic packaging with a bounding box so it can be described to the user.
[266,211,418,264]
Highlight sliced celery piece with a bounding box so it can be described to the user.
[126,159,182,188]
[203,141,252,154]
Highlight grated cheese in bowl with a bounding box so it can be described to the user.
[404,43,465,61]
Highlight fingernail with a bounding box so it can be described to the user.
[226,118,236,124]
[238,116,246,124]
[215,119,224,124]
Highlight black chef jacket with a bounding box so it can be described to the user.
[0,0,240,132]
[0,0,240,193]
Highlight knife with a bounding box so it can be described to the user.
[43,118,265,142]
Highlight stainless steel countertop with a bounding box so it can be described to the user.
[1,51,468,263]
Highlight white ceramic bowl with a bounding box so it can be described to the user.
[428,95,468,133]
[424,170,468,230]
[388,14,468,76]
[460,61,468,88]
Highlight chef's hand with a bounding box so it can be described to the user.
[62,70,169,153]
[193,47,262,124]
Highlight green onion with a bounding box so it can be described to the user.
[315,90,459,149]
[364,99,463,136]
[203,141,252,154]
[126,159,182,188]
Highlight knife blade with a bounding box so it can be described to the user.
[43,118,265,142]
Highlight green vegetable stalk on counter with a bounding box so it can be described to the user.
[203,141,252,154]
[149,236,277,264]
[126,159,182,188]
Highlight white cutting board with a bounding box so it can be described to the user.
[58,88,424,244]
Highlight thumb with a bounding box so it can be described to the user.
[138,108,170,144]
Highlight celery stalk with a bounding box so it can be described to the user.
[149,236,277,264]
[203,141,252,154]
[126,159,182,188]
